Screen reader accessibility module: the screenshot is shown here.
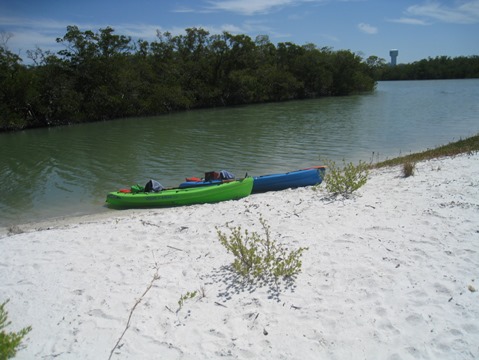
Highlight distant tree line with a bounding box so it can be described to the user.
[1,26,376,132]
[376,55,479,81]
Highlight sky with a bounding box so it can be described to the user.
[0,0,478,65]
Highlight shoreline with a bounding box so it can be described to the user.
[0,208,137,238]
[1,153,478,359]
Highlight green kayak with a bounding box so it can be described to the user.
[106,177,253,208]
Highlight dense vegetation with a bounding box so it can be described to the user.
[0,26,376,132]
[375,55,479,81]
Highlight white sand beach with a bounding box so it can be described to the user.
[1,153,478,360]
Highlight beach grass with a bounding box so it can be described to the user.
[372,133,479,168]
[402,161,416,177]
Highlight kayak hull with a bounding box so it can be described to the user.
[252,167,325,193]
[106,177,253,208]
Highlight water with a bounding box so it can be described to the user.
[1,79,478,227]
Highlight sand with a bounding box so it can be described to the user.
[1,153,478,359]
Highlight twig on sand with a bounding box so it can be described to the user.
[167,245,185,252]
[108,264,161,360]
[140,220,160,227]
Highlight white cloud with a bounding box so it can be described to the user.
[172,6,196,13]
[358,22,378,34]
[0,12,282,56]
[0,16,163,56]
[112,24,164,39]
[206,0,322,15]
[389,17,429,25]
[0,16,70,55]
[405,0,479,24]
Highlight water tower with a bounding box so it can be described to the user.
[389,49,398,66]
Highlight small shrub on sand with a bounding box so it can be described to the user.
[177,291,198,312]
[0,299,32,359]
[402,161,416,177]
[319,159,369,197]
[216,217,307,280]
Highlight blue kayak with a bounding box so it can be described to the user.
[251,167,325,193]
[179,179,225,188]
[179,167,325,194]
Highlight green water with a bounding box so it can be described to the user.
[1,79,478,227]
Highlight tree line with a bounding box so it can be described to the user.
[1,26,477,132]
[1,26,376,132]
[376,55,479,80]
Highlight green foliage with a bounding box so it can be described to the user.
[1,26,377,132]
[0,299,32,359]
[402,161,416,177]
[378,55,479,81]
[177,291,198,312]
[0,47,36,130]
[217,217,307,280]
[320,159,369,197]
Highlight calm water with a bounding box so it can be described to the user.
[1,79,478,227]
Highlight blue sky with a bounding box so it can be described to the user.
[1,0,478,64]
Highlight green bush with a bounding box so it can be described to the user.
[216,217,307,280]
[0,299,32,359]
[177,291,198,312]
[320,159,369,197]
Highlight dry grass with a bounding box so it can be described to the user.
[402,161,416,177]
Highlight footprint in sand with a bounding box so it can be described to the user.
[462,323,478,334]
[87,308,117,320]
[405,313,424,325]
[208,328,226,339]
[448,328,463,336]
[375,307,387,316]
[433,282,451,295]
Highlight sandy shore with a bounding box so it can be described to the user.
[1,153,478,359]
